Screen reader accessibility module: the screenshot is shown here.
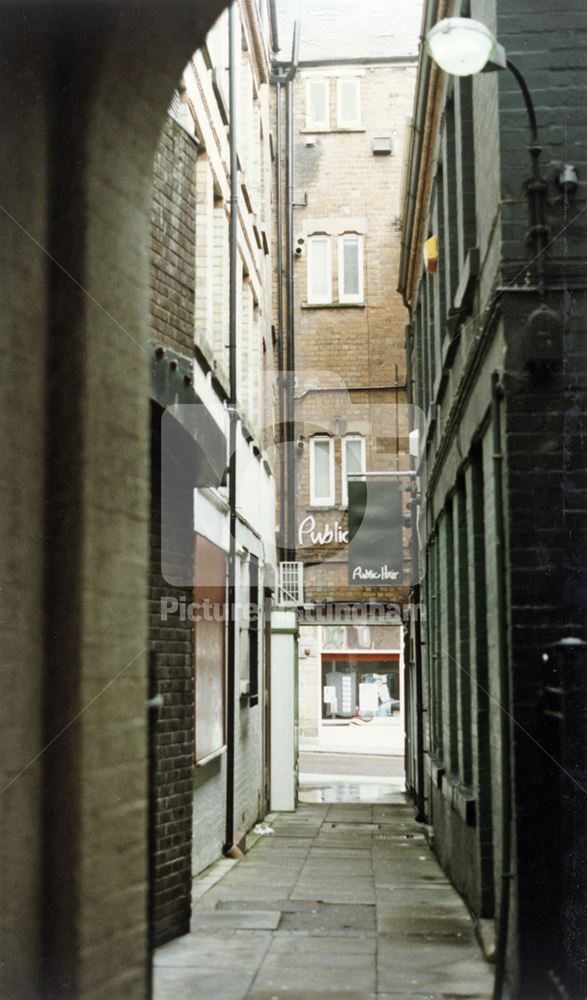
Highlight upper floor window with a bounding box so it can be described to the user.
[310,436,335,506]
[306,232,364,306]
[337,77,361,128]
[341,435,366,506]
[307,235,332,304]
[339,234,363,303]
[306,78,329,130]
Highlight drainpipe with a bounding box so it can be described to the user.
[275,79,286,557]
[269,0,286,559]
[491,371,513,1000]
[285,23,300,561]
[225,0,238,856]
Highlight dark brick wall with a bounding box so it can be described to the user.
[149,406,194,947]
[148,114,199,947]
[151,115,198,356]
[404,1,587,994]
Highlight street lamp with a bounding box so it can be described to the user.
[426,14,575,360]
[426,17,549,262]
[426,17,505,77]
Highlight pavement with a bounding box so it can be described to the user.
[300,753,404,778]
[153,799,494,1000]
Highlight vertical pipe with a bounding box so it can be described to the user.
[491,371,513,1000]
[285,74,295,559]
[275,80,287,557]
[225,0,238,853]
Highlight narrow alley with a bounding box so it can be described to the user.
[1,0,586,996]
[154,795,493,1000]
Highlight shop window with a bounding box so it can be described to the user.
[310,435,335,506]
[337,77,361,128]
[306,77,329,130]
[307,235,332,304]
[338,234,364,303]
[341,435,366,506]
[321,654,400,720]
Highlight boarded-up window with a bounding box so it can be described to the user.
[193,534,227,764]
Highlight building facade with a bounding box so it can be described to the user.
[148,0,278,947]
[274,0,422,754]
[401,2,587,998]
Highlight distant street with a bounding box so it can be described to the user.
[300,751,404,778]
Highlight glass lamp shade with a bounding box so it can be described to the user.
[426,17,497,76]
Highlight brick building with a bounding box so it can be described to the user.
[400,2,587,998]
[147,0,277,948]
[274,0,422,752]
[1,0,585,995]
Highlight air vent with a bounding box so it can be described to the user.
[371,136,393,156]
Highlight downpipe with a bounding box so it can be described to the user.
[224,0,238,857]
[491,371,513,1000]
[285,26,299,560]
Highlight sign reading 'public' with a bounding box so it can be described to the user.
[348,480,403,585]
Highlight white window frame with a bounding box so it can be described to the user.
[278,561,304,605]
[307,235,332,305]
[337,76,361,128]
[341,435,366,507]
[310,436,335,507]
[306,77,330,130]
[338,234,364,304]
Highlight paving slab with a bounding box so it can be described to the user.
[248,994,377,1000]
[248,993,377,1000]
[154,801,492,1000]
[252,935,377,994]
[191,910,282,930]
[278,901,376,934]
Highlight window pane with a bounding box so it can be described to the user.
[343,239,360,296]
[310,80,327,123]
[340,79,358,122]
[313,440,331,498]
[346,438,364,475]
[310,238,329,299]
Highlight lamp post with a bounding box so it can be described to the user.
[426,17,548,293]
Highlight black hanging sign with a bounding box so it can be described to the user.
[348,480,403,585]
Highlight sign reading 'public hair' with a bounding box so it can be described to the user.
[348,480,403,585]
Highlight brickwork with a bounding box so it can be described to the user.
[291,62,418,603]
[402,0,587,993]
[148,405,194,947]
[151,118,198,356]
[178,0,276,882]
[149,116,199,946]
[0,1,228,995]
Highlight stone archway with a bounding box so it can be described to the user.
[0,2,228,996]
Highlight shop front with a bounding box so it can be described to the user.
[298,621,404,754]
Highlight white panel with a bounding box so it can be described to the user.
[270,611,298,811]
